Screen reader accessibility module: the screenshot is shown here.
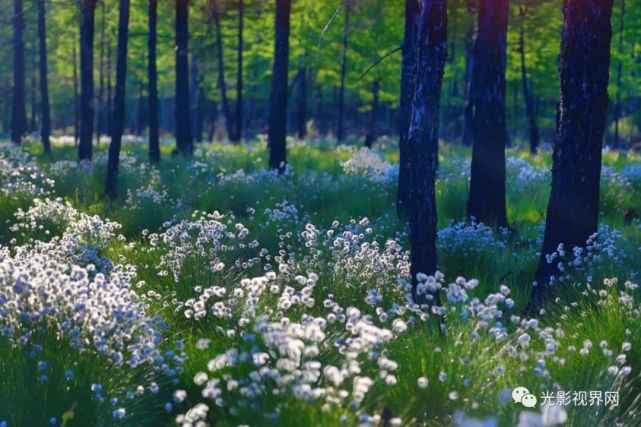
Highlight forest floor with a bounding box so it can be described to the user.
[1,137,641,426]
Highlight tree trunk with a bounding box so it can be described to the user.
[37,0,51,154]
[613,0,625,149]
[519,6,540,154]
[148,0,160,163]
[336,3,350,142]
[78,0,97,161]
[73,40,80,146]
[364,79,380,148]
[175,0,193,155]
[296,66,308,139]
[96,2,105,144]
[408,0,447,299]
[105,0,130,199]
[232,0,244,143]
[530,0,614,310]
[30,48,37,133]
[11,0,27,144]
[466,0,509,228]
[268,0,291,171]
[137,79,145,135]
[106,43,112,137]
[397,0,419,217]
[462,27,475,146]
[210,0,233,141]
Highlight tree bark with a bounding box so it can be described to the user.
[408,0,447,298]
[37,0,51,154]
[78,0,97,161]
[364,79,380,148]
[396,0,419,217]
[96,2,106,144]
[72,42,79,146]
[530,0,614,310]
[231,0,244,143]
[466,0,509,228]
[268,0,291,171]
[105,0,130,199]
[613,0,625,149]
[148,0,160,163]
[11,0,27,144]
[175,0,193,155]
[336,3,350,142]
[519,6,540,154]
[106,43,112,137]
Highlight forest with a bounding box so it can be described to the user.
[1,0,641,426]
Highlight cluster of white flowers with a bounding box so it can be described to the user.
[341,147,398,184]
[0,143,53,196]
[506,156,549,192]
[438,221,508,258]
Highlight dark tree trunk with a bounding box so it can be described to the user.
[73,40,80,146]
[232,0,244,143]
[37,0,51,154]
[530,0,614,309]
[296,66,307,139]
[364,79,380,148]
[175,0,193,155]
[211,0,233,141]
[462,27,475,146]
[613,0,625,149]
[137,79,145,135]
[268,0,291,171]
[466,0,509,227]
[105,0,130,199]
[11,0,27,144]
[148,0,160,163]
[78,0,97,161]
[30,48,37,132]
[336,4,350,142]
[396,0,419,217]
[519,6,539,154]
[408,0,447,298]
[106,43,112,136]
[96,2,105,144]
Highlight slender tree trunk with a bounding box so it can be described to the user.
[297,66,307,139]
[396,0,419,216]
[462,27,475,146]
[519,6,540,154]
[72,41,79,146]
[105,0,130,198]
[37,0,51,154]
[106,43,112,136]
[613,0,625,149]
[78,0,97,161]
[211,0,233,141]
[408,0,447,300]
[530,0,614,311]
[30,48,37,132]
[175,0,193,155]
[268,0,291,171]
[466,0,509,227]
[11,0,27,144]
[232,0,244,143]
[148,0,160,162]
[137,79,145,135]
[96,2,106,144]
[364,79,380,148]
[336,3,350,142]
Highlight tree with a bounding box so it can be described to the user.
[210,0,233,140]
[175,0,193,155]
[148,0,160,163]
[37,0,51,155]
[461,27,474,147]
[612,0,625,148]
[105,0,131,198]
[519,5,540,154]
[364,79,379,148]
[267,0,291,171]
[407,0,447,293]
[233,0,244,143]
[11,0,27,145]
[396,0,419,217]
[466,0,509,227]
[530,0,614,310]
[78,0,98,161]
[336,1,350,142]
